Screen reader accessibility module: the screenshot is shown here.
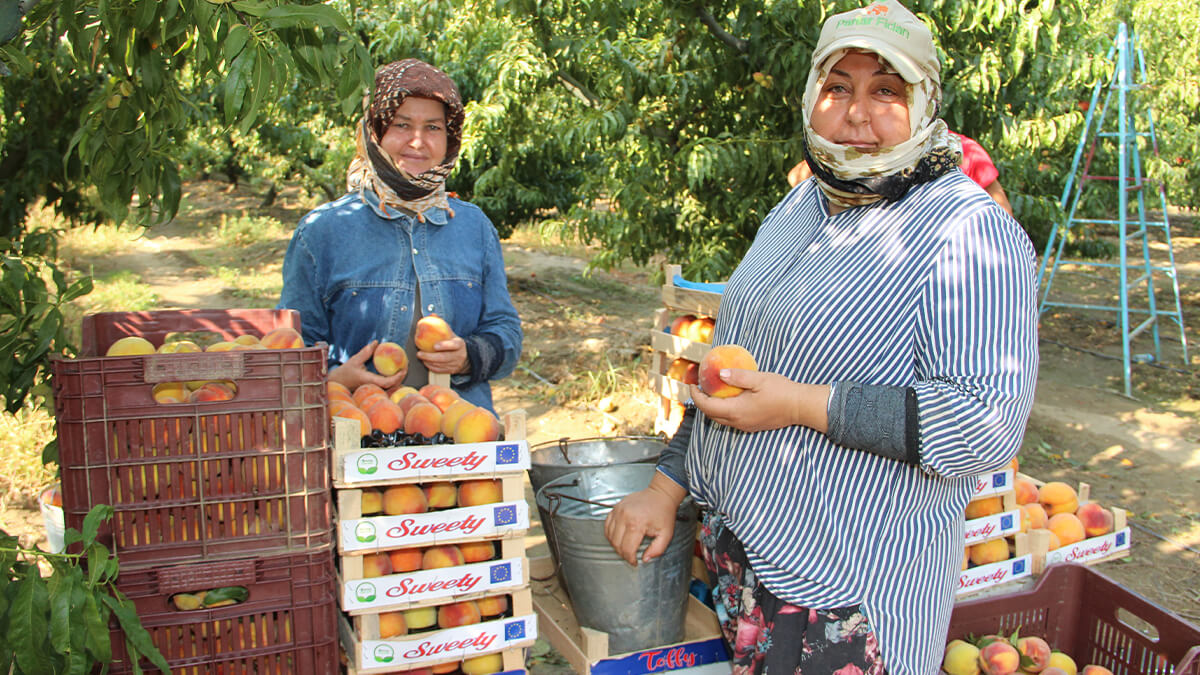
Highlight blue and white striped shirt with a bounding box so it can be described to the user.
[683,171,1038,675]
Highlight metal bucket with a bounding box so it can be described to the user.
[536,464,698,654]
[529,436,664,497]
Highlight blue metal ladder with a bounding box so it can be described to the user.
[1036,23,1187,397]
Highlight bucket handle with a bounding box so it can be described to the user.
[531,435,665,465]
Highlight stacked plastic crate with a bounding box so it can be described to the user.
[51,309,338,674]
[331,407,536,675]
[649,264,722,438]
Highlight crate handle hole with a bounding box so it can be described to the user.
[1115,608,1159,642]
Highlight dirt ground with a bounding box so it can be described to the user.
[4,181,1198,650]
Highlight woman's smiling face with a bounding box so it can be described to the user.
[380,96,448,176]
[810,51,912,152]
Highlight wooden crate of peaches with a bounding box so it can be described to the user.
[651,263,723,437]
[1011,474,1130,570]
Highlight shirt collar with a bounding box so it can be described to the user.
[358,187,450,225]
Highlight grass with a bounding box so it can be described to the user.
[0,403,58,511]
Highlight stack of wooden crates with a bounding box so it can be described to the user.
[650,264,722,439]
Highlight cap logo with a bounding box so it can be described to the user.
[867,3,888,14]
[835,13,911,40]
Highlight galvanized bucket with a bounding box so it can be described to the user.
[536,464,698,654]
[529,435,664,497]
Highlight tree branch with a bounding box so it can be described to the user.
[554,69,602,108]
[695,6,747,53]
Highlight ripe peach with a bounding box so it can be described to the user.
[1075,502,1114,537]
[388,547,424,573]
[414,314,455,352]
[397,393,432,414]
[1021,503,1049,532]
[152,382,189,404]
[382,484,428,515]
[422,482,457,509]
[458,479,502,507]
[968,538,1010,566]
[404,403,443,438]
[362,552,394,579]
[437,600,481,628]
[1048,512,1086,547]
[431,663,459,675]
[1016,636,1052,673]
[378,610,408,638]
[666,357,699,385]
[206,341,237,352]
[233,334,261,346]
[475,595,508,619]
[698,344,758,398]
[420,384,460,412]
[327,381,354,403]
[403,606,438,631]
[461,653,503,675]
[364,399,405,434]
[332,405,371,437]
[1014,478,1039,505]
[261,326,304,349]
[1042,669,1070,675]
[453,407,501,443]
[458,540,495,563]
[1044,530,1062,551]
[106,336,156,356]
[388,385,420,404]
[965,496,1003,520]
[422,545,466,570]
[1046,652,1077,675]
[1080,667,1114,675]
[231,342,266,351]
[353,383,388,408]
[188,381,237,403]
[373,341,409,376]
[360,488,384,515]
[158,340,201,354]
[669,314,696,337]
[1039,481,1079,517]
[440,399,476,437]
[686,316,716,343]
[978,639,1021,675]
[942,639,981,675]
[1009,455,1020,474]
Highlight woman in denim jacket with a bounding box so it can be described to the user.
[279,59,522,412]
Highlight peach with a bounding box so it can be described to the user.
[458,479,502,507]
[669,314,696,336]
[360,488,384,515]
[158,340,201,354]
[1009,455,1020,474]
[327,381,354,403]
[1015,478,1039,505]
[206,341,237,352]
[961,548,970,571]
[698,344,758,398]
[403,606,438,631]
[440,399,476,437]
[388,547,425,573]
[1021,503,1049,532]
[404,403,443,438]
[437,600,481,628]
[666,357,699,385]
[106,335,156,356]
[414,314,455,352]
[1039,481,1079,517]
[383,484,428,515]
[1042,669,1070,675]
[965,496,1003,520]
[1044,530,1062,551]
[1076,502,1114,537]
[458,540,495,563]
[968,538,1010,566]
[686,316,716,343]
[365,399,405,434]
[423,482,457,509]
[942,639,981,675]
[332,405,371,437]
[420,384,460,412]
[362,552,394,579]
[1048,512,1086,547]
[231,342,266,351]
[462,653,503,675]
[1016,636,1052,673]
[353,383,388,408]
[978,639,1021,675]
[1080,667,1113,675]
[188,380,237,403]
[431,663,459,675]
[234,334,261,346]
[261,326,304,349]
[421,545,465,570]
[152,382,189,404]
[373,341,409,376]
[397,393,432,414]
[378,610,408,639]
[1046,652,1077,675]
[453,407,501,443]
[475,594,508,619]
[388,385,420,404]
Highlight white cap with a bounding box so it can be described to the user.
[811,0,940,85]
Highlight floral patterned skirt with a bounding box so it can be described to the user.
[699,510,888,675]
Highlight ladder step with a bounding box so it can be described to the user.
[1125,273,1149,291]
[1128,316,1157,341]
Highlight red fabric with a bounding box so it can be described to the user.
[950,131,999,189]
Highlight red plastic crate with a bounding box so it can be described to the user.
[52,309,332,569]
[109,550,339,674]
[949,563,1200,675]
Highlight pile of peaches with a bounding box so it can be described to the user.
[666,313,717,344]
[103,326,306,405]
[964,459,1116,568]
[329,381,502,447]
[944,632,1112,675]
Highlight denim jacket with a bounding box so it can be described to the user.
[278,188,522,411]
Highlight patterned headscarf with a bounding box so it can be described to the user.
[801,10,961,210]
[347,59,465,221]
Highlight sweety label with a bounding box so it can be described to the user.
[343,440,530,484]
[361,614,537,668]
[343,558,525,611]
[970,469,1013,498]
[1045,528,1130,566]
[956,554,1031,596]
[341,501,529,553]
[963,510,1020,545]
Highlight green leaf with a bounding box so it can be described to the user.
[9,576,53,673]
[261,4,350,31]
[102,592,172,673]
[48,569,77,655]
[223,23,251,62]
[81,504,112,547]
[81,590,111,664]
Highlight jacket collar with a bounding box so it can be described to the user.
[358,187,449,225]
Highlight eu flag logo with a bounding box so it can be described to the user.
[1000,514,1014,529]
[1013,559,1026,574]
[496,444,519,465]
[490,563,512,583]
[505,620,526,640]
[992,472,1008,488]
[494,505,517,526]
[1116,531,1127,546]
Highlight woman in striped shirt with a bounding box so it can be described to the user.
[605,2,1038,673]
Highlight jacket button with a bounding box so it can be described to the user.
[427,304,434,311]
[412,248,419,255]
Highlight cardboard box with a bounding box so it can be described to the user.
[530,556,730,675]
[963,509,1021,545]
[958,532,1034,597]
[969,468,1014,499]
[342,548,529,614]
[340,610,537,674]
